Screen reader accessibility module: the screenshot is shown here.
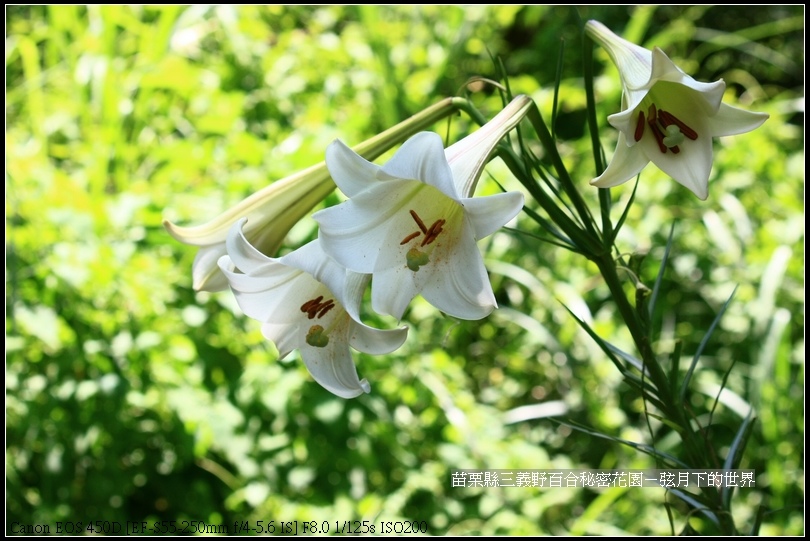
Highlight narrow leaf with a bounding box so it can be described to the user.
[611,175,640,243]
[560,303,628,377]
[649,222,676,321]
[749,503,766,535]
[721,412,756,509]
[668,340,683,399]
[679,286,738,401]
[550,38,565,141]
[554,418,690,468]
[670,489,721,527]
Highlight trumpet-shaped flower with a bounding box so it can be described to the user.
[218,218,408,398]
[313,96,531,320]
[586,20,769,200]
[165,162,336,292]
[164,97,460,292]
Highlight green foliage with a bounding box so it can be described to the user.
[6,5,803,535]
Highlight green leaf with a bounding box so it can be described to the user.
[721,412,756,509]
[649,222,676,322]
[679,286,738,402]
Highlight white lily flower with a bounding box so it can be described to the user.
[586,20,769,200]
[313,96,531,320]
[164,97,460,292]
[218,218,408,399]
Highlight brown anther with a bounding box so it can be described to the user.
[317,300,335,318]
[647,115,668,154]
[400,231,420,245]
[669,145,681,154]
[409,209,428,234]
[634,111,645,142]
[421,219,446,246]
[657,109,698,140]
[300,296,323,313]
[301,296,335,319]
[647,104,658,123]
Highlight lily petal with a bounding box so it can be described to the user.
[349,320,408,355]
[260,322,297,359]
[419,223,498,320]
[192,244,231,292]
[315,179,423,274]
[708,103,770,137]
[641,128,713,201]
[299,326,371,399]
[585,19,652,90]
[463,191,524,240]
[369,262,421,320]
[647,48,726,113]
[591,132,650,188]
[445,95,533,198]
[219,255,314,324]
[378,132,458,199]
[225,218,278,274]
[324,139,383,198]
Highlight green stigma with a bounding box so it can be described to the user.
[305,325,329,348]
[663,124,685,147]
[406,248,430,271]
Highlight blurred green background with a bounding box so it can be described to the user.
[6,5,803,535]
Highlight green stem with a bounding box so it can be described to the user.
[582,33,606,177]
[355,97,463,159]
[594,249,734,532]
[525,103,601,243]
[498,147,602,256]
[582,28,616,249]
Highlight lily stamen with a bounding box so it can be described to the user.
[647,105,668,154]
[421,219,446,247]
[409,209,428,234]
[301,295,335,319]
[400,231,420,245]
[634,111,646,142]
[404,210,446,247]
[317,300,335,318]
[300,296,323,313]
[657,109,698,140]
